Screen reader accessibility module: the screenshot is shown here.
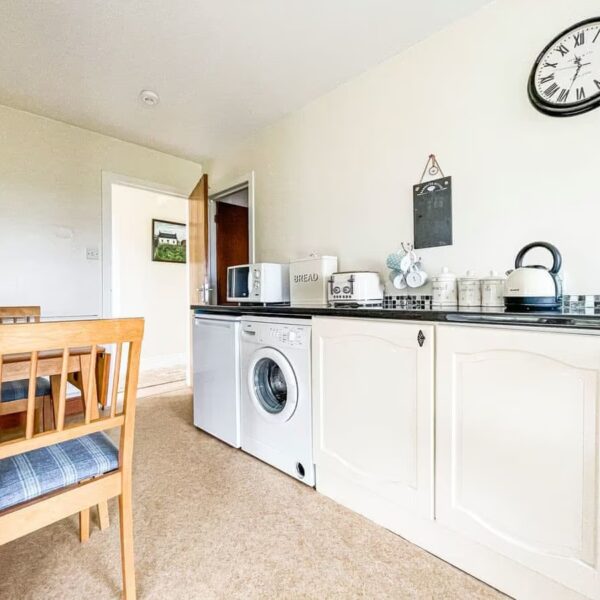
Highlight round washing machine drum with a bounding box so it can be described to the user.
[247,347,298,423]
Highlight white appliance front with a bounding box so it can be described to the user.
[227,263,290,304]
[193,313,241,447]
[240,317,315,486]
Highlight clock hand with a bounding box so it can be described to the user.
[560,62,592,74]
[569,63,583,91]
[553,56,591,72]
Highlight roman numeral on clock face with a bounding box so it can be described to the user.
[574,31,585,47]
[557,88,570,103]
[576,87,586,100]
[540,74,554,84]
[595,80,600,90]
[544,82,559,98]
[543,61,558,69]
[556,44,569,56]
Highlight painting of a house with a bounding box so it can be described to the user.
[152,219,186,263]
[158,231,178,246]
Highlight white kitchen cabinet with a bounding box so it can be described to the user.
[312,317,434,522]
[436,325,600,599]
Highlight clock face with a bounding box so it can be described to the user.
[528,18,600,116]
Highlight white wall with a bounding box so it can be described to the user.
[207,0,600,294]
[0,105,202,317]
[111,184,188,370]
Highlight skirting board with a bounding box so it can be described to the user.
[140,352,187,372]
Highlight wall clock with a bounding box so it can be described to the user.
[528,17,600,116]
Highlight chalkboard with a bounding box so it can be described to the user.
[413,176,452,249]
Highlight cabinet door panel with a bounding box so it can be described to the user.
[436,325,600,597]
[313,318,433,518]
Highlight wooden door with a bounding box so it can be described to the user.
[312,317,435,523]
[216,202,249,304]
[436,325,600,599]
[188,175,209,305]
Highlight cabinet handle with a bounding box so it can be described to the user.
[417,330,425,347]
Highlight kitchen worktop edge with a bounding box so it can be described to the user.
[190,304,600,331]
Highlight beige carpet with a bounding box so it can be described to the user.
[0,391,508,600]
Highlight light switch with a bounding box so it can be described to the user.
[86,247,100,260]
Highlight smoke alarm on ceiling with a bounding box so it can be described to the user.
[139,90,160,107]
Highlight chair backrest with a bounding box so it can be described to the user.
[0,318,144,468]
[0,306,41,324]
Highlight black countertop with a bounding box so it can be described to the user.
[190,303,600,331]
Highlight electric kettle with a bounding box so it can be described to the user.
[504,241,562,311]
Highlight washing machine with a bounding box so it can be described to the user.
[240,316,315,486]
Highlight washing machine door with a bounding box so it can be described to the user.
[247,347,298,423]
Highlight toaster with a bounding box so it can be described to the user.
[327,272,384,307]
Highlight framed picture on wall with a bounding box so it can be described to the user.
[152,219,187,263]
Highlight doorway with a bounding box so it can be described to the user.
[102,173,191,392]
[208,175,255,305]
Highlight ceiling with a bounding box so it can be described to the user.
[0,0,491,162]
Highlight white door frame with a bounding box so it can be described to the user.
[208,171,256,304]
[101,171,190,318]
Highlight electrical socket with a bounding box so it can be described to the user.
[86,247,100,260]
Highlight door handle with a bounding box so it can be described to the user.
[195,320,230,329]
[197,280,213,303]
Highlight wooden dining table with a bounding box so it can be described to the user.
[1,346,112,424]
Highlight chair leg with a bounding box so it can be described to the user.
[98,500,110,531]
[119,483,136,599]
[79,508,90,543]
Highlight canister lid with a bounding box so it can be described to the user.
[432,266,456,281]
[459,270,479,281]
[481,270,505,282]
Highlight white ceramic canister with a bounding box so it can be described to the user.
[432,267,457,306]
[458,271,481,307]
[481,270,505,307]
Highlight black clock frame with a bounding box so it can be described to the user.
[528,17,600,117]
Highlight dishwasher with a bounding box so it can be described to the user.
[192,312,241,447]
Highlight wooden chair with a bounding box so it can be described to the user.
[0,318,144,599]
[0,306,46,433]
[0,306,111,534]
[0,305,113,535]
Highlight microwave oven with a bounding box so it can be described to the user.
[227,263,290,304]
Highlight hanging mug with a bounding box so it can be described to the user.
[400,250,418,273]
[386,251,405,272]
[406,264,428,288]
[390,271,407,290]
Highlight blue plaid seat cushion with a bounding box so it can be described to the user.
[1,377,51,403]
[0,432,118,511]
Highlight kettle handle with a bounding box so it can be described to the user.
[515,241,562,274]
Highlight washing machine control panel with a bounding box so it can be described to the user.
[262,325,309,349]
